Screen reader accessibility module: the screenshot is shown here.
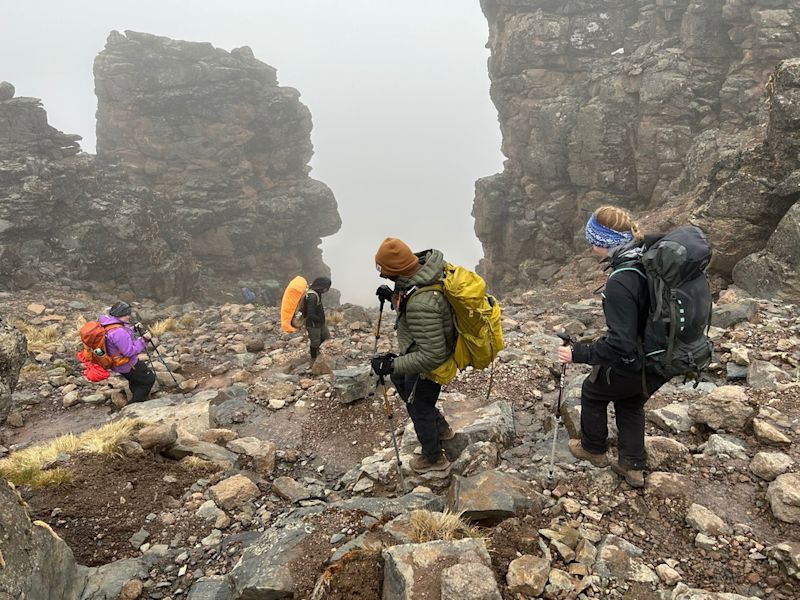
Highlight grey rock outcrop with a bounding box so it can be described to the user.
[94,31,341,301]
[734,199,800,301]
[0,86,195,299]
[0,479,87,599]
[0,317,26,424]
[475,2,800,296]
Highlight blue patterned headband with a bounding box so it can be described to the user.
[585,214,634,248]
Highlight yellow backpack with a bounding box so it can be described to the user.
[417,263,504,389]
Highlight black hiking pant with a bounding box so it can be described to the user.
[122,361,156,403]
[579,367,668,471]
[391,373,449,462]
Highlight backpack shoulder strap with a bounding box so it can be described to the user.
[608,262,646,281]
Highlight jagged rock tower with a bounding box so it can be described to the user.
[94,31,341,301]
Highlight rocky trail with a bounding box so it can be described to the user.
[1,279,798,600]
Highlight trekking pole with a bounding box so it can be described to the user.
[132,315,184,394]
[378,373,406,494]
[373,299,384,354]
[548,332,571,484]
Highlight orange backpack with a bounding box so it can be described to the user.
[78,321,130,370]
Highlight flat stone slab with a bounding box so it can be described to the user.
[119,390,217,436]
[447,469,543,522]
[595,534,658,584]
[334,491,443,520]
[228,521,308,598]
[647,402,693,434]
[163,439,237,467]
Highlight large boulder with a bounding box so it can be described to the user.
[0,317,26,424]
[0,479,87,599]
[332,366,373,404]
[767,473,800,524]
[119,390,216,437]
[688,386,754,432]
[473,1,800,294]
[447,470,543,522]
[227,520,308,598]
[734,198,800,302]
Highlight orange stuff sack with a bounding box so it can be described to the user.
[280,276,308,333]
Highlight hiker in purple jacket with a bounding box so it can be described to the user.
[101,301,156,403]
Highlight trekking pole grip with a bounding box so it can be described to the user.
[557,332,571,347]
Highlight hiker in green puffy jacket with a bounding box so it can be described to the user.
[370,238,456,474]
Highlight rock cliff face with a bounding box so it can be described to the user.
[474,0,800,295]
[0,83,198,300]
[694,58,800,300]
[94,31,341,300]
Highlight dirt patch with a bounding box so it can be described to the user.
[487,513,552,597]
[25,452,217,566]
[312,549,385,600]
[604,489,797,598]
[289,509,376,599]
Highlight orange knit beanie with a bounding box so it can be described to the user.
[375,238,420,277]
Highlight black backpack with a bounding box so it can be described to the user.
[611,227,714,381]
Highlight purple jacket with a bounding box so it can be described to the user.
[98,315,146,373]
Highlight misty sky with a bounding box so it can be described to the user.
[1,1,502,305]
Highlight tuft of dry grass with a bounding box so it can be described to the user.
[326,310,345,326]
[13,321,60,353]
[0,419,143,489]
[407,509,483,543]
[178,314,197,330]
[150,317,179,337]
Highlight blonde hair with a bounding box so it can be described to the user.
[594,206,644,242]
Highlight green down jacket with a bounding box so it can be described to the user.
[391,249,456,377]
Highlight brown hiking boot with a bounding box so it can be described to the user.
[611,462,645,488]
[410,453,451,474]
[568,439,610,468]
[439,426,455,441]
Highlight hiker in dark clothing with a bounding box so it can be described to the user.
[370,238,456,474]
[305,277,331,364]
[102,301,156,404]
[558,206,669,488]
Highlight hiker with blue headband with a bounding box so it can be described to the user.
[556,206,670,489]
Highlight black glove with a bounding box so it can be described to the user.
[376,285,393,304]
[370,352,397,376]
